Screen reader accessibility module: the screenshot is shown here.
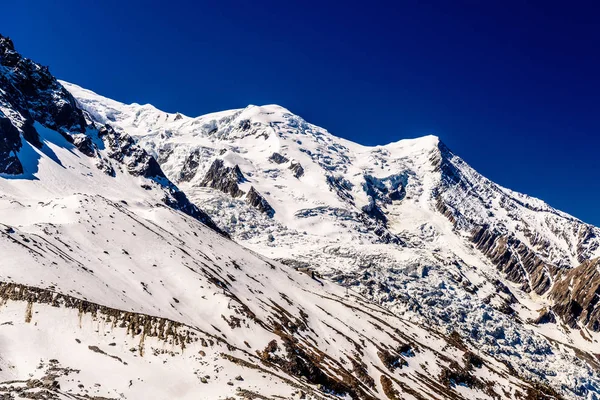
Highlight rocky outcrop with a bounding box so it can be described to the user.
[0,116,23,174]
[0,34,86,138]
[289,161,304,178]
[470,225,556,295]
[362,201,388,226]
[199,159,245,198]
[363,174,407,206]
[435,195,457,225]
[359,174,407,227]
[326,175,354,205]
[0,33,93,172]
[269,152,289,164]
[99,125,165,179]
[179,148,201,182]
[549,258,600,331]
[0,282,200,347]
[246,186,275,217]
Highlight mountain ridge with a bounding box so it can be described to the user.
[1,33,599,399]
[62,77,600,398]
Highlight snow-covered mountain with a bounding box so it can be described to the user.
[62,78,600,399]
[2,31,600,399]
[0,33,575,400]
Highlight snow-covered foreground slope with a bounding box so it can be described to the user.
[0,33,571,400]
[63,81,600,398]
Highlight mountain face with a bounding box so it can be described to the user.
[0,33,575,400]
[63,82,600,399]
[2,32,600,400]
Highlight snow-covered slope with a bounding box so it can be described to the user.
[63,81,600,399]
[0,34,571,400]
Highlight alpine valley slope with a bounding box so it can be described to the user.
[64,80,600,398]
[0,34,571,400]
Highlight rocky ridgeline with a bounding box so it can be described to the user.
[0,34,88,173]
[199,158,246,197]
[0,281,205,351]
[431,140,600,331]
[470,225,555,295]
[0,34,225,237]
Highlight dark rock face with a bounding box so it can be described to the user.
[99,125,165,179]
[533,308,556,325]
[363,174,406,206]
[238,119,251,131]
[179,148,202,182]
[289,161,304,178]
[246,186,275,217]
[550,258,600,331]
[199,159,245,198]
[361,201,387,226]
[269,152,289,164]
[360,174,407,226]
[326,175,354,205]
[471,225,555,295]
[0,116,23,174]
[0,34,86,136]
[0,33,91,173]
[72,134,96,157]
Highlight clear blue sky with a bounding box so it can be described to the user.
[4,1,599,225]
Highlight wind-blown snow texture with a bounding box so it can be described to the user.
[63,80,600,399]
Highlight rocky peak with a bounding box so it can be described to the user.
[246,186,275,217]
[0,34,86,135]
[0,32,90,175]
[99,125,165,179]
[199,159,246,198]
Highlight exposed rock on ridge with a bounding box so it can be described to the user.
[199,158,245,198]
[549,258,600,331]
